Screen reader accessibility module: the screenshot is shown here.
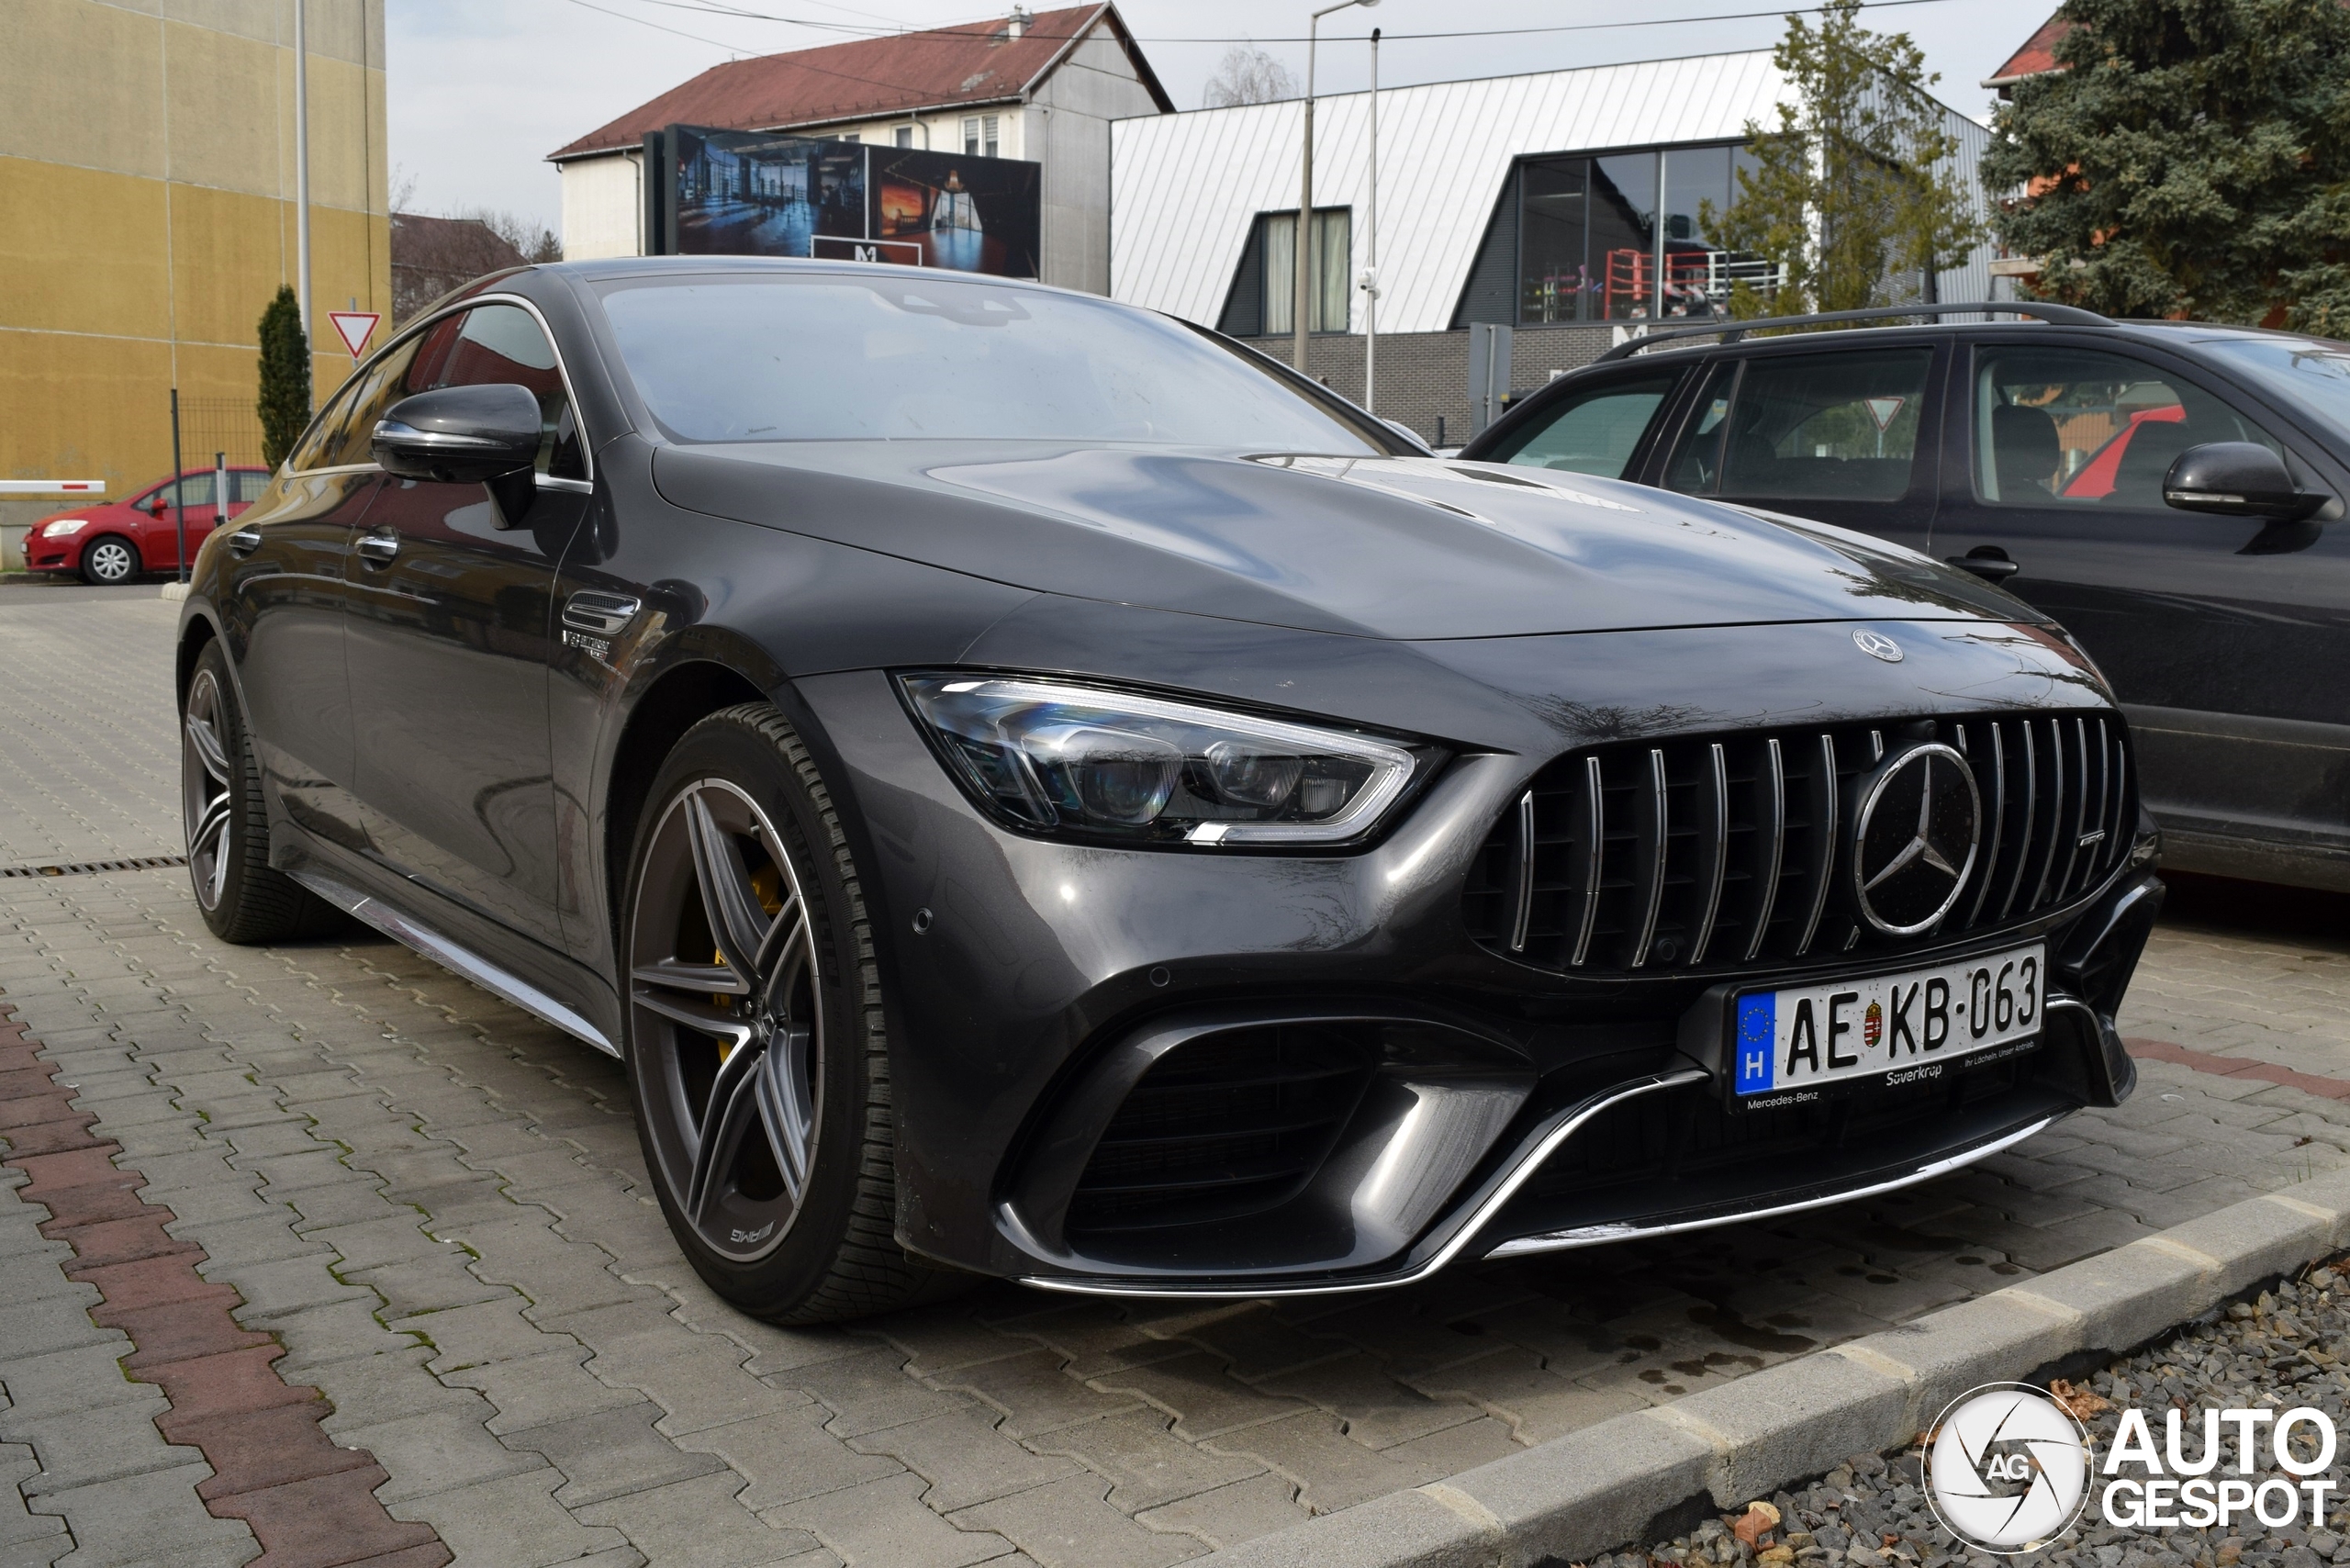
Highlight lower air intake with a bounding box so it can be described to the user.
[1064,1023,1376,1238]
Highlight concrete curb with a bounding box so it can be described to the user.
[1194,1170,2350,1568]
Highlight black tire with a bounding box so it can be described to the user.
[621,702,971,1325]
[81,534,139,585]
[182,640,343,943]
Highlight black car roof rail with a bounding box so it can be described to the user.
[1592,300,2113,362]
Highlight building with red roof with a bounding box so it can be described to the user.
[550,5,1171,294]
[1983,13,2072,96]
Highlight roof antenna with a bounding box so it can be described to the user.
[1007,6,1030,38]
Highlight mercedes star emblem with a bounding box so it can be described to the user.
[1853,629,1904,663]
[1852,743,1982,935]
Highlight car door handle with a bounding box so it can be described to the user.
[228,528,263,556]
[1947,546,2020,582]
[562,590,642,635]
[355,527,400,566]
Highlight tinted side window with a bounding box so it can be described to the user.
[313,334,426,469]
[1485,371,1681,476]
[1973,346,2284,510]
[234,471,273,502]
[1667,348,1932,501]
[405,304,585,479]
[1664,361,1738,493]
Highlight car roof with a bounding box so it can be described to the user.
[1596,316,2335,368]
[543,253,1091,305]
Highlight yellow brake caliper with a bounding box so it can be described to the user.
[711,860,787,1065]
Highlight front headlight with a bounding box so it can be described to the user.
[899,674,1435,847]
[44,519,89,537]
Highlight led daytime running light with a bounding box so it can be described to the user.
[901,675,1425,847]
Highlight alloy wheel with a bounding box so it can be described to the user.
[181,668,234,910]
[86,540,135,583]
[629,778,822,1263]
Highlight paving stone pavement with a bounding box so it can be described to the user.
[1,590,2345,1565]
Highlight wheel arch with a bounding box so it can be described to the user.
[174,604,227,706]
[600,652,774,949]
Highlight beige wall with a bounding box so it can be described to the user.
[1,0,390,554]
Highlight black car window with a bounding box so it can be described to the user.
[1663,360,1738,493]
[1482,371,1680,476]
[285,378,365,473]
[2198,336,2350,448]
[1665,347,1932,502]
[311,333,427,470]
[404,304,586,479]
[1973,346,2285,510]
[595,274,1382,454]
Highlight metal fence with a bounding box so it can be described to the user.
[173,397,268,471]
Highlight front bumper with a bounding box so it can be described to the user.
[788,629,2162,1298]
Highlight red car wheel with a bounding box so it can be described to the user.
[80,535,140,585]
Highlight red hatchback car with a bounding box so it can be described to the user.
[22,466,271,584]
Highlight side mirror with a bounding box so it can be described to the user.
[2163,442,2329,522]
[374,385,543,485]
[150,496,169,518]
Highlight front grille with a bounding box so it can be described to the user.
[1461,711,2134,977]
[1065,1024,1376,1237]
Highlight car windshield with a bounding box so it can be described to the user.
[595,272,1381,453]
[2199,336,2350,446]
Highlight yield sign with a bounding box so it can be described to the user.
[1863,396,1906,431]
[328,310,381,358]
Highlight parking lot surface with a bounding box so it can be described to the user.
[3,588,2347,1566]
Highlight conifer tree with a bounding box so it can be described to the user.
[1982,0,2350,333]
[256,286,309,468]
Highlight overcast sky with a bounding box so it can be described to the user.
[385,0,2049,240]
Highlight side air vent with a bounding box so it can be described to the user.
[1460,711,2134,979]
[1064,1024,1377,1238]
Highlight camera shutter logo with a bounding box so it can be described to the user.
[1925,1383,2091,1553]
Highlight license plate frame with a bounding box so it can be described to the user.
[1721,943,2045,1113]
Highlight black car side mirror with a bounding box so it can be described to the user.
[374,385,543,486]
[2163,442,2329,522]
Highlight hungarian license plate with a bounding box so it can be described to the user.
[1728,943,2043,1108]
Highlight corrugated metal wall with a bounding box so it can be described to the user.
[1110,50,1997,333]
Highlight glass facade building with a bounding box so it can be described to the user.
[1516,141,1771,325]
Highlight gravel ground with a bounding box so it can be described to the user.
[1615,1258,2350,1568]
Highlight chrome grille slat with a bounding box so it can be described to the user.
[1570,756,1604,969]
[1461,708,2138,980]
[1627,748,1670,969]
[1794,733,1838,958]
[2056,716,2089,900]
[1742,737,1785,963]
[1687,743,1730,965]
[1998,721,2039,922]
[2032,716,2067,908]
[1506,790,1536,954]
[2106,725,2130,877]
[1964,721,2007,930]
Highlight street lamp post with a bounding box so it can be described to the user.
[1295,0,1379,375]
[1361,26,1380,414]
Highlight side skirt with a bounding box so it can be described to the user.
[289,868,620,1058]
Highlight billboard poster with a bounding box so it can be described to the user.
[867,145,1041,278]
[665,126,1040,279]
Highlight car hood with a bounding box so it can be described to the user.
[652,442,2022,641]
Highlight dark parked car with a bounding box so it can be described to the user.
[177,262,2160,1324]
[1465,303,2350,893]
